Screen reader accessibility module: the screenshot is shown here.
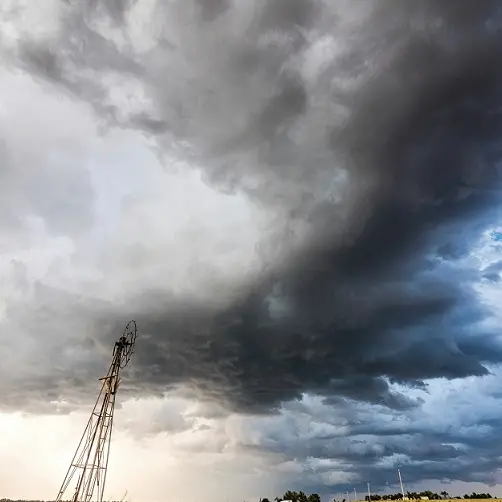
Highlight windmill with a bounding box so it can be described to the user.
[55,321,138,502]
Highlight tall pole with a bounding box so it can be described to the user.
[398,469,405,499]
[55,321,137,502]
[347,491,350,501]
[367,483,371,502]
[354,488,357,501]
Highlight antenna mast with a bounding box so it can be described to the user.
[398,469,405,499]
[55,321,138,502]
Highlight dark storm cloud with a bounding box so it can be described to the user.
[9,1,502,411]
[124,262,498,414]
[0,281,118,412]
[11,0,502,414]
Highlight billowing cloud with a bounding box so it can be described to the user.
[2,0,502,497]
[11,0,502,409]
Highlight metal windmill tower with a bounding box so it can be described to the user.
[55,320,138,502]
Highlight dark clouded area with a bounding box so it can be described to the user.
[38,0,502,410]
[3,0,502,494]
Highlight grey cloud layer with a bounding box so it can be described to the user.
[227,380,502,492]
[8,0,502,410]
[30,0,502,408]
[3,0,502,492]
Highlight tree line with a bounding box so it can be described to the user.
[361,492,494,500]
[256,490,496,502]
[260,491,321,502]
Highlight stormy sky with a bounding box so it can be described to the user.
[2,1,502,501]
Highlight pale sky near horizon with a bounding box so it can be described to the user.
[2,2,502,502]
